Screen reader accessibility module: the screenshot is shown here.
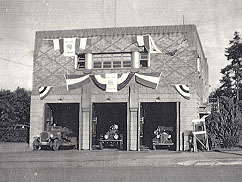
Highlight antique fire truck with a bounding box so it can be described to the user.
[152,126,174,150]
[99,124,123,150]
[33,125,77,151]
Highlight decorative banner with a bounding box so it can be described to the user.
[105,73,118,92]
[52,37,91,55]
[53,39,60,51]
[136,35,145,46]
[136,35,161,53]
[117,73,134,90]
[59,39,64,54]
[89,73,134,92]
[39,86,53,100]
[144,35,162,53]
[172,84,190,100]
[63,38,76,57]
[89,74,106,91]
[65,74,90,90]
[135,72,161,89]
[80,38,87,50]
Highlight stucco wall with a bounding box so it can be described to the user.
[30,25,207,150]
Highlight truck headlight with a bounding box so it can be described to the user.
[104,134,109,139]
[50,134,54,138]
[114,134,119,140]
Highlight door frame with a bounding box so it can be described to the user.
[138,102,180,151]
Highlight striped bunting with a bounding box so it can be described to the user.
[135,72,161,89]
[65,74,90,90]
[172,84,190,100]
[89,74,106,91]
[39,86,53,100]
[89,73,134,92]
[117,73,134,90]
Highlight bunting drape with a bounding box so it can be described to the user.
[64,72,161,91]
[134,72,161,89]
[39,86,53,100]
[65,74,90,90]
[172,84,190,100]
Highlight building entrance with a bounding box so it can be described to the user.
[92,103,127,150]
[45,103,79,149]
[140,102,177,150]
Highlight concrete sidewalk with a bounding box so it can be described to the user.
[1,143,242,167]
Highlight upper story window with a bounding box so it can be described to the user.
[75,53,85,69]
[93,53,131,69]
[140,52,149,68]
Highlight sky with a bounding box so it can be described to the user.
[0,0,242,91]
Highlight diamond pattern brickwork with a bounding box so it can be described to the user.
[149,33,197,91]
[33,30,198,95]
[33,40,76,95]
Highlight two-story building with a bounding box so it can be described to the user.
[30,25,209,151]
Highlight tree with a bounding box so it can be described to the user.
[220,32,242,100]
[206,97,242,148]
[0,88,31,127]
[0,88,31,142]
[206,32,242,148]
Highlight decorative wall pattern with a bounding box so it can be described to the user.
[32,26,203,96]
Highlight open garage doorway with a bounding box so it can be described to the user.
[44,103,79,149]
[92,103,127,150]
[140,102,178,151]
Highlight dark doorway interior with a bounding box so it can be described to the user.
[45,103,79,147]
[93,103,127,150]
[141,102,177,150]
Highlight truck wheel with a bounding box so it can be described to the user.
[33,139,41,151]
[52,139,60,151]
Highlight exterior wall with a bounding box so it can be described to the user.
[195,31,209,105]
[30,25,208,151]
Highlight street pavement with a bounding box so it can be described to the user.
[1,143,242,181]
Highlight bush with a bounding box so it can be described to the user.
[0,128,29,143]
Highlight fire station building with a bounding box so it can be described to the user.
[30,25,209,151]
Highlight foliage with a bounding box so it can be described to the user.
[213,32,242,99]
[0,87,31,142]
[207,32,242,148]
[206,97,242,148]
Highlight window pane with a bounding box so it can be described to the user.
[140,60,148,68]
[103,57,112,62]
[93,54,102,58]
[103,62,111,68]
[113,53,121,57]
[122,54,131,61]
[113,61,121,68]
[78,54,85,59]
[140,53,148,60]
[78,62,85,68]
[123,61,131,67]
[94,62,102,68]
